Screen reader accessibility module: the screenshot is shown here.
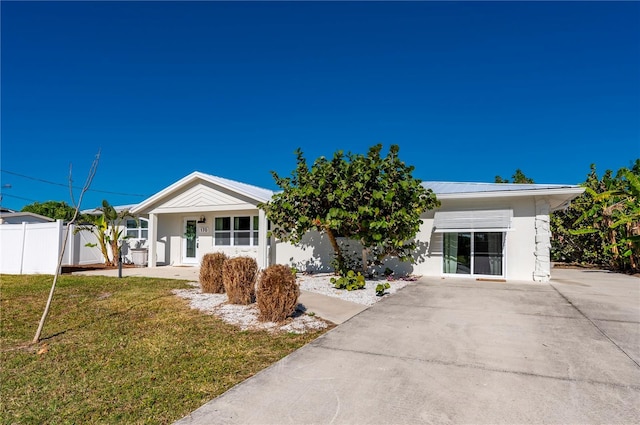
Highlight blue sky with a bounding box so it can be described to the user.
[1,1,639,211]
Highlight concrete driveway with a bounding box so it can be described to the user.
[176,268,640,424]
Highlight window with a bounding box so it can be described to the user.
[234,216,251,246]
[215,217,231,246]
[215,215,260,246]
[443,232,503,276]
[126,218,148,239]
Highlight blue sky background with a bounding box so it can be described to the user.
[1,1,639,211]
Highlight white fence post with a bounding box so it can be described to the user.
[19,222,27,274]
[66,223,74,266]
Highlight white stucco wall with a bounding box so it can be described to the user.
[275,196,545,282]
[156,214,181,265]
[274,231,335,272]
[413,197,538,281]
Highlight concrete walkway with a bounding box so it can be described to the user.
[174,268,640,424]
[72,266,367,325]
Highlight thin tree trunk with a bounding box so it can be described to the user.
[33,152,100,344]
[324,226,344,273]
[33,225,72,343]
[361,243,369,275]
[110,238,120,267]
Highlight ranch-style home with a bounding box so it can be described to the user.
[129,171,583,282]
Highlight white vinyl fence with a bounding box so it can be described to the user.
[0,220,104,275]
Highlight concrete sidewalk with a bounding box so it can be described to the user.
[72,266,367,325]
[298,290,368,324]
[174,269,640,425]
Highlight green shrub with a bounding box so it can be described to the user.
[375,282,391,296]
[257,264,300,322]
[199,252,228,293]
[223,257,258,305]
[330,270,366,291]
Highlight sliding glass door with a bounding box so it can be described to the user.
[443,232,504,277]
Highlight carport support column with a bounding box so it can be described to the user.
[258,209,268,269]
[148,213,158,268]
[534,198,551,282]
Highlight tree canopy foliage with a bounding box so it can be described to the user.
[494,169,535,184]
[21,200,77,221]
[261,144,440,273]
[551,160,639,273]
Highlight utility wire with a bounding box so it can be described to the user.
[1,169,148,197]
[0,193,39,202]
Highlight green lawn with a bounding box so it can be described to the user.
[1,274,325,424]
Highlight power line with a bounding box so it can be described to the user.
[1,169,148,197]
[0,193,39,202]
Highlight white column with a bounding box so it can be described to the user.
[258,209,268,269]
[534,198,551,282]
[148,213,158,267]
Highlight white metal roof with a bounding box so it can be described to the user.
[126,173,583,215]
[131,172,274,214]
[422,181,584,211]
[422,181,580,194]
[201,173,274,202]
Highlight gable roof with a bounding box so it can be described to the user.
[131,171,274,214]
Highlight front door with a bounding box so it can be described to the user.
[182,218,198,264]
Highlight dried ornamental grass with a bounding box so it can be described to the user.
[223,257,258,305]
[200,252,228,293]
[257,264,300,322]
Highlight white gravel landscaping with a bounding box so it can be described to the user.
[297,272,414,306]
[172,273,417,333]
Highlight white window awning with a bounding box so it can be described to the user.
[433,209,513,233]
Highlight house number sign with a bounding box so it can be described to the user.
[198,226,210,234]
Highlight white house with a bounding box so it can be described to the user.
[130,171,583,282]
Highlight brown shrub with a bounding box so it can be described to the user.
[257,264,300,322]
[199,252,227,293]
[222,257,258,305]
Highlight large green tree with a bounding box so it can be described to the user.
[21,200,77,221]
[261,144,439,273]
[551,160,639,273]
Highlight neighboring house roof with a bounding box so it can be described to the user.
[81,204,138,215]
[0,211,55,224]
[131,171,274,214]
[422,181,584,211]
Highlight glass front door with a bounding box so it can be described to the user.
[183,219,197,264]
[443,232,504,277]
